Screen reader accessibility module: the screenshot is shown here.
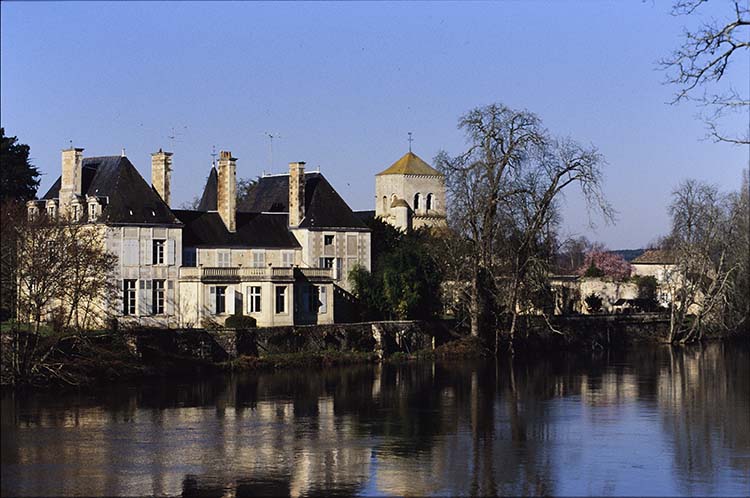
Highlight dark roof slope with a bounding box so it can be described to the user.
[173,210,300,249]
[197,167,218,211]
[236,172,368,230]
[43,156,179,225]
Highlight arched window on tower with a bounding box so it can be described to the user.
[382,196,388,213]
[426,193,433,212]
[414,193,421,211]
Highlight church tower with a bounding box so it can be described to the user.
[375,151,446,231]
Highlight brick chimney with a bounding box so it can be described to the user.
[151,149,173,206]
[288,162,305,226]
[60,147,84,216]
[217,150,237,232]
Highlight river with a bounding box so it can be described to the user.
[2,343,749,497]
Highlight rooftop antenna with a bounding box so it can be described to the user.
[265,132,281,170]
[121,147,126,157]
[408,132,413,153]
[167,125,187,151]
[210,145,218,166]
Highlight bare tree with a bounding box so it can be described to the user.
[660,0,750,144]
[665,178,744,342]
[436,104,612,349]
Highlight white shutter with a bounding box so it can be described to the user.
[227,287,235,315]
[209,286,216,314]
[319,257,325,268]
[140,239,152,266]
[166,280,175,315]
[138,280,147,315]
[336,258,342,280]
[167,239,175,265]
[123,240,138,266]
[319,286,327,314]
[246,287,252,314]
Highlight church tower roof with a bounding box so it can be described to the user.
[376,151,442,176]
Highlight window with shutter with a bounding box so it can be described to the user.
[319,286,327,314]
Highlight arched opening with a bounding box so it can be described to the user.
[382,196,388,213]
[413,193,421,211]
[426,193,433,212]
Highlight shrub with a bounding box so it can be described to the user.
[224,315,257,329]
[584,293,603,313]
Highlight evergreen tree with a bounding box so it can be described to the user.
[1,128,40,202]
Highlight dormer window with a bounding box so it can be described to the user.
[47,204,56,218]
[88,202,98,221]
[27,204,38,221]
[72,204,81,221]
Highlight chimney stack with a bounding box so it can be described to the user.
[288,162,305,226]
[151,149,173,206]
[217,150,237,232]
[60,147,84,216]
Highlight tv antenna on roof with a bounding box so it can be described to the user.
[210,145,218,166]
[265,132,281,170]
[167,125,188,151]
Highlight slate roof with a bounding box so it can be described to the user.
[631,249,675,265]
[234,172,369,230]
[197,166,218,211]
[42,156,179,225]
[173,210,300,249]
[376,152,442,176]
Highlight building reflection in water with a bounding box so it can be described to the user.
[1,343,748,497]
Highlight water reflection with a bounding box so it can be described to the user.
[2,343,748,496]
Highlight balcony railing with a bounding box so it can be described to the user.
[179,266,333,282]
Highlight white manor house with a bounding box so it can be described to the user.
[26,146,445,328]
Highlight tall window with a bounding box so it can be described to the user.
[248,286,262,313]
[88,203,97,221]
[321,257,335,269]
[282,251,295,267]
[413,193,421,211]
[275,286,287,314]
[303,285,319,313]
[217,250,231,267]
[153,239,166,265]
[382,196,388,212]
[215,286,226,314]
[123,280,137,315]
[183,248,197,267]
[47,205,56,218]
[426,193,433,211]
[152,279,165,315]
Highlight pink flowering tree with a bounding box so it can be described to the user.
[577,248,631,279]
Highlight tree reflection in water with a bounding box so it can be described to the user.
[1,343,748,497]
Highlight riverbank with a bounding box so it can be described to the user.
[3,313,743,389]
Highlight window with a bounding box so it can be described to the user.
[247,286,262,313]
[275,286,287,314]
[382,196,388,212]
[183,248,197,267]
[413,193,421,210]
[303,285,319,313]
[88,203,97,221]
[72,204,80,221]
[218,251,231,267]
[123,280,137,315]
[252,250,265,268]
[282,251,295,267]
[324,235,335,246]
[153,240,166,265]
[319,286,327,314]
[152,279,165,315]
[47,205,56,218]
[322,257,335,269]
[123,239,139,266]
[214,286,227,314]
[426,193,433,211]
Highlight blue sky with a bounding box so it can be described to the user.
[2,1,747,249]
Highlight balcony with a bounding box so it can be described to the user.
[179,266,333,283]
